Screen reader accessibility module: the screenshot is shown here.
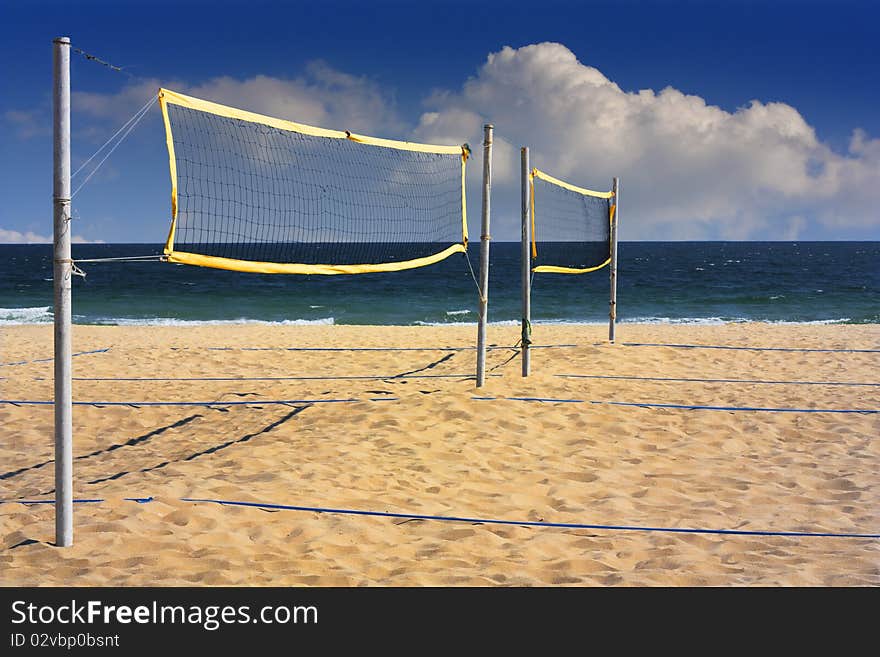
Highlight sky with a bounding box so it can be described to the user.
[1,0,878,243]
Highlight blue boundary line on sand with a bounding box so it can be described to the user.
[10,498,153,505]
[2,496,876,539]
[196,345,574,352]
[591,400,879,414]
[2,397,878,413]
[48,373,499,382]
[0,398,386,407]
[622,342,880,354]
[472,396,880,414]
[557,374,880,387]
[0,348,110,368]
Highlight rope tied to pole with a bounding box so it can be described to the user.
[54,258,86,278]
[489,340,523,371]
[73,254,166,264]
[462,251,486,303]
[71,46,132,76]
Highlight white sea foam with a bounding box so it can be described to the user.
[412,317,859,327]
[414,320,470,326]
[621,316,734,325]
[0,306,858,328]
[621,316,851,326]
[412,318,520,327]
[765,318,850,325]
[89,317,335,327]
[0,306,53,324]
[413,316,857,327]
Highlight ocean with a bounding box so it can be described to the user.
[1,242,878,326]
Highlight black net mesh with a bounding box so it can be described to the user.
[167,104,464,267]
[531,174,611,273]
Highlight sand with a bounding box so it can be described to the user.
[1,322,877,586]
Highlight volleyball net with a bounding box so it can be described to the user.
[529,168,614,274]
[158,88,470,275]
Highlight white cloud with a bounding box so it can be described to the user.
[415,42,880,240]
[72,61,406,139]
[73,78,168,122]
[3,109,49,139]
[0,228,104,244]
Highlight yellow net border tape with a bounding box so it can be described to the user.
[167,244,467,276]
[531,168,614,199]
[532,258,611,275]
[160,91,179,253]
[158,88,464,155]
[157,88,469,274]
[532,169,614,198]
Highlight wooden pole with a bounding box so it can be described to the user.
[53,36,73,547]
[520,147,531,376]
[609,177,619,343]
[475,124,493,387]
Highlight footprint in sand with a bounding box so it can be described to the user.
[438,527,477,541]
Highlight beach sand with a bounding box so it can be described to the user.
[1,322,877,586]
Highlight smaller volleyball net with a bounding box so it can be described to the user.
[529,168,614,274]
[520,157,620,374]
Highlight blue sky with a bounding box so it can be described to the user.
[1,0,878,242]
